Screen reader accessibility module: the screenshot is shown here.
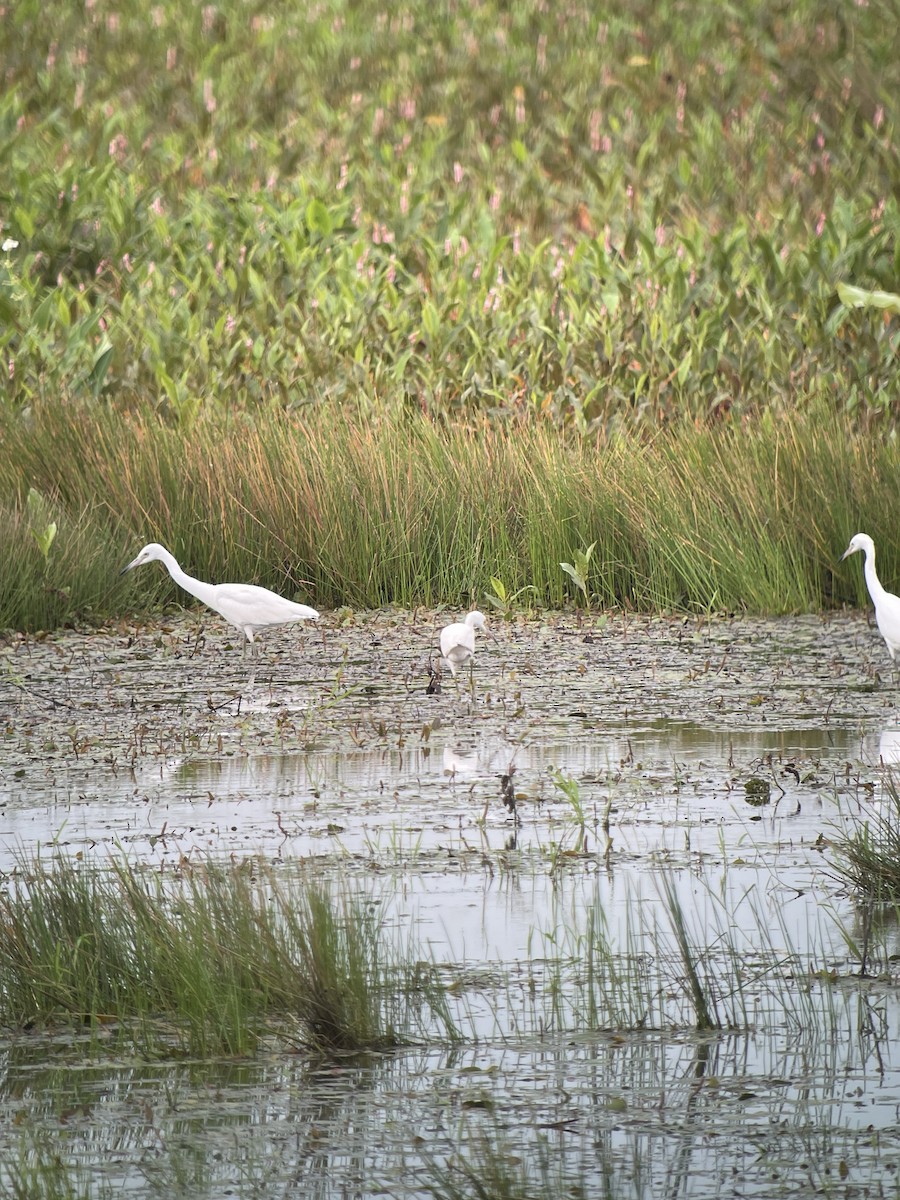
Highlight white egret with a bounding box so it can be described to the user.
[841,533,900,666]
[439,610,487,678]
[121,543,318,653]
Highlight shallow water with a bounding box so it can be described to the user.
[2,610,900,1196]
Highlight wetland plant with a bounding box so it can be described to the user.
[482,575,539,618]
[551,769,588,826]
[560,540,596,608]
[534,877,846,1037]
[0,0,897,432]
[831,775,900,903]
[0,856,456,1056]
[25,487,57,566]
[548,769,591,857]
[830,777,900,975]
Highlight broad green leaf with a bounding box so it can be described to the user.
[306,198,333,238]
[837,283,900,315]
[31,522,57,561]
[13,206,34,238]
[421,300,441,342]
[90,344,113,395]
[56,292,71,328]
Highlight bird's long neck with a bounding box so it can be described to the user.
[160,549,218,607]
[863,545,889,606]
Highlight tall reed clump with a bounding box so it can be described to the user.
[831,778,900,904]
[1,401,898,628]
[0,856,456,1056]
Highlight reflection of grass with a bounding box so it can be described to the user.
[0,857,456,1056]
[0,1136,112,1200]
[424,1131,602,1200]
[659,873,719,1029]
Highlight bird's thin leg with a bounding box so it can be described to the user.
[189,621,205,659]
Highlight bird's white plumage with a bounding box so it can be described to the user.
[841,533,900,664]
[121,542,318,645]
[439,610,487,676]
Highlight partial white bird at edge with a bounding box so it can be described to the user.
[841,533,900,667]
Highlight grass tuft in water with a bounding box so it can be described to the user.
[0,856,456,1056]
[831,777,900,903]
[533,874,853,1039]
[659,874,720,1030]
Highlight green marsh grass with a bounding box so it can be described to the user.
[832,777,900,904]
[0,856,457,1055]
[2,0,899,631]
[1,404,897,629]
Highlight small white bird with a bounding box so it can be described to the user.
[121,542,318,653]
[439,610,487,678]
[841,533,900,665]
